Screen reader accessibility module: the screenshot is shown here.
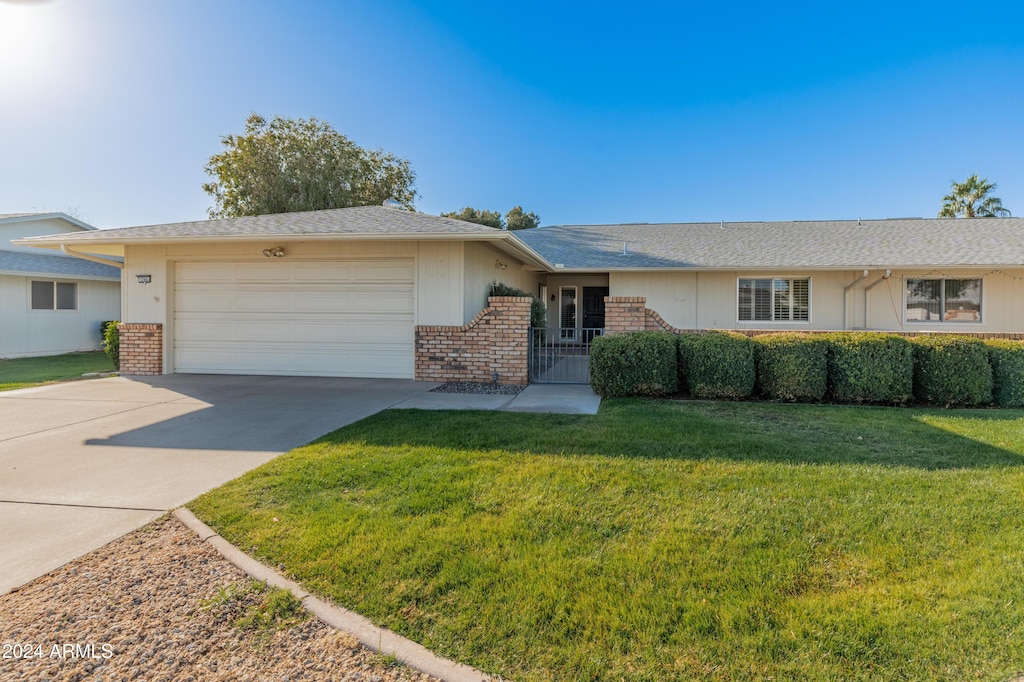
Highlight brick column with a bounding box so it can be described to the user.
[603,296,647,335]
[415,296,532,385]
[118,323,163,375]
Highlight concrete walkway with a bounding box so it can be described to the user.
[0,375,437,595]
[393,383,601,414]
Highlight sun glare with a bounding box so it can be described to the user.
[0,1,68,91]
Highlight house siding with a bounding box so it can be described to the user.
[610,269,1024,333]
[123,239,486,375]
[462,241,540,324]
[0,274,120,358]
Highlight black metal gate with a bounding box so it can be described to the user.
[528,328,602,383]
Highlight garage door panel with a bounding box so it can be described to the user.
[353,261,416,281]
[174,259,414,379]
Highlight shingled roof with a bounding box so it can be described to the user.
[513,217,1024,270]
[15,205,501,245]
[0,250,120,280]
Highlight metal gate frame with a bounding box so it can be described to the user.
[528,328,602,383]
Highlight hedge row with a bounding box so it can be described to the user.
[590,331,1024,407]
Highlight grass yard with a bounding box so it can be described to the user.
[0,351,115,391]
[190,399,1024,681]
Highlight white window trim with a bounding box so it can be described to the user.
[903,276,984,325]
[29,280,79,312]
[736,276,812,325]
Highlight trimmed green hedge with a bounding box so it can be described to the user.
[911,336,993,406]
[678,331,755,399]
[825,332,913,404]
[986,340,1024,407]
[753,333,829,402]
[590,331,678,397]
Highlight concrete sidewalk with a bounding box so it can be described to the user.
[393,383,601,414]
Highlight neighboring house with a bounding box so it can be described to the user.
[15,206,1024,380]
[1,213,121,359]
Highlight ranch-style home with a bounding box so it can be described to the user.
[1,213,121,358]
[15,205,1024,383]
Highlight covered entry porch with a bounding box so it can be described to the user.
[531,274,609,383]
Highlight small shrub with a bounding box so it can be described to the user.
[753,333,829,402]
[910,335,992,406]
[489,281,545,328]
[102,320,120,369]
[825,332,913,404]
[986,339,1024,407]
[678,331,755,399]
[590,331,678,397]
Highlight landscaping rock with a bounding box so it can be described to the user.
[0,517,439,682]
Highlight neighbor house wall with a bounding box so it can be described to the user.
[462,241,540,323]
[1,218,85,254]
[0,274,120,357]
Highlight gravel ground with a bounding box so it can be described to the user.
[429,382,524,395]
[0,516,440,682]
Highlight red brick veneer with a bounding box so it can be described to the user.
[118,323,163,375]
[415,296,531,385]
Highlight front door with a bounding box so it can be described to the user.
[582,286,609,332]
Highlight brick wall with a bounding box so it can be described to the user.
[604,297,648,334]
[415,296,531,385]
[118,323,163,375]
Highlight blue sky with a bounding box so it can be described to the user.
[1,0,1022,229]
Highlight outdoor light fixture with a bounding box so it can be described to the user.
[262,247,286,258]
[136,274,152,284]
[494,259,508,270]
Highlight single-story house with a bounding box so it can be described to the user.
[1,213,121,358]
[15,206,1024,382]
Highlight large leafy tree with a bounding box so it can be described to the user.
[203,114,416,218]
[441,205,540,230]
[938,174,1011,218]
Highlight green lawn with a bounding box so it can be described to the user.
[190,400,1024,681]
[0,351,115,391]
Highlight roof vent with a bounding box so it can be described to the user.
[621,242,629,256]
[382,198,402,209]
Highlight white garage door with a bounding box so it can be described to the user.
[174,260,414,378]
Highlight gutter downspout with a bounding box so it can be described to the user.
[863,269,892,329]
[60,244,124,270]
[843,270,869,329]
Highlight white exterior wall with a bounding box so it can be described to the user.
[463,241,540,323]
[0,274,120,357]
[1,219,84,254]
[123,239,493,373]
[610,269,1024,333]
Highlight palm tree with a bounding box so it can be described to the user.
[939,174,1011,218]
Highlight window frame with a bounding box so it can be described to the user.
[904,277,983,325]
[736,276,812,324]
[29,280,79,311]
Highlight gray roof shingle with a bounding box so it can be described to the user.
[0,250,121,279]
[17,205,500,244]
[514,218,1024,270]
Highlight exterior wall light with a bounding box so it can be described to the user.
[495,259,508,270]
[262,247,286,258]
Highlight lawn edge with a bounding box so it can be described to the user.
[173,507,496,682]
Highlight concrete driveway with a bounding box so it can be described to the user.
[0,375,436,595]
